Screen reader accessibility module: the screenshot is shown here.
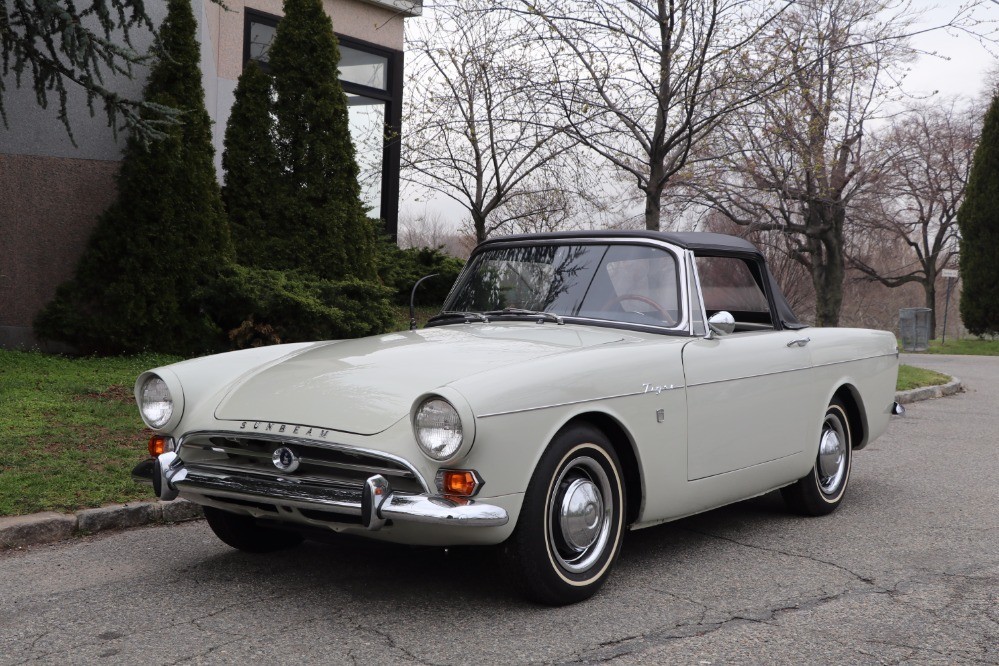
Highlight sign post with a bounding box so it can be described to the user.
[941,268,959,344]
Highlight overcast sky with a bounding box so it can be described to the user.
[401,1,999,234]
[905,0,998,100]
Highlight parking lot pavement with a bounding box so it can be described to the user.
[0,355,996,664]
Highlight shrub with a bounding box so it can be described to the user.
[207,265,396,347]
[34,0,232,356]
[958,92,999,336]
[222,60,283,269]
[265,0,378,280]
[376,237,465,307]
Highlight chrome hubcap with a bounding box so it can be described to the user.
[560,478,604,551]
[817,414,847,494]
[548,455,613,574]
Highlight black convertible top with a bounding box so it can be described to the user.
[478,230,806,330]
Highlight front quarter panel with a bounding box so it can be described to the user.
[451,333,690,523]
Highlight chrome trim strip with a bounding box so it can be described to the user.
[174,467,510,528]
[477,387,679,419]
[176,469,364,513]
[479,350,895,416]
[685,352,899,389]
[812,352,899,370]
[181,443,416,479]
[687,251,709,338]
[185,462,366,489]
[452,237,692,334]
[178,430,431,493]
[380,494,509,527]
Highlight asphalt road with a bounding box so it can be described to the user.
[1,354,996,665]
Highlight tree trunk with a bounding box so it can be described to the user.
[644,187,662,231]
[473,213,487,244]
[644,161,665,231]
[923,279,937,339]
[807,206,845,327]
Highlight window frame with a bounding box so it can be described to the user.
[241,9,403,238]
[439,240,689,336]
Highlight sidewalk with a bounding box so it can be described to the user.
[0,372,963,550]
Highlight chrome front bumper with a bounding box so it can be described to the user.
[132,453,509,530]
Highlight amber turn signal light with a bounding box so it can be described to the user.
[439,470,481,497]
[148,435,173,457]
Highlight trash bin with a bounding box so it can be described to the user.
[899,307,932,351]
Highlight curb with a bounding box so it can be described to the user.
[0,499,202,550]
[895,377,963,404]
[1,375,964,551]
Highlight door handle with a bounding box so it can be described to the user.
[786,337,810,348]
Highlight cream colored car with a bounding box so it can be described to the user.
[132,231,901,605]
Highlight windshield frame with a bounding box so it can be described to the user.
[434,238,693,336]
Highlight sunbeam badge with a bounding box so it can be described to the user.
[272,446,301,473]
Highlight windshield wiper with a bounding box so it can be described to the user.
[482,308,565,325]
[426,311,491,325]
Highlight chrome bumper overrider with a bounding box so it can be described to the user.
[132,453,509,530]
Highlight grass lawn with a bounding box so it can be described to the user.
[896,364,951,391]
[920,337,999,356]
[0,347,952,518]
[0,350,180,516]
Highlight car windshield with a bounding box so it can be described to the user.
[441,243,681,328]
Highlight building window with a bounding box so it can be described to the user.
[244,13,277,63]
[242,10,403,237]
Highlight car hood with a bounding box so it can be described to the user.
[212,324,630,435]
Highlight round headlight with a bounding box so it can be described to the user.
[414,398,463,461]
[140,376,173,428]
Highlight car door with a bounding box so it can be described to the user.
[681,253,814,481]
[682,331,813,480]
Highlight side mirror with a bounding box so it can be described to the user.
[707,311,736,337]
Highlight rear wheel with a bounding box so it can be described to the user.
[782,398,853,516]
[203,506,304,553]
[504,424,626,606]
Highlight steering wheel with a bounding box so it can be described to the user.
[604,293,676,326]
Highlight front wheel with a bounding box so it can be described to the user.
[203,506,304,553]
[504,424,626,606]
[782,398,853,516]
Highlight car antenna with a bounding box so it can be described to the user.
[410,274,439,331]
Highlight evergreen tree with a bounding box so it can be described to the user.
[34,0,233,355]
[222,61,283,268]
[958,93,999,336]
[266,0,378,280]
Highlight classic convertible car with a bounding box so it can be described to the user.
[132,231,901,605]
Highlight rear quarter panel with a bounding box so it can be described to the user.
[805,328,899,449]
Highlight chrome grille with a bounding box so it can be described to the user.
[178,432,425,495]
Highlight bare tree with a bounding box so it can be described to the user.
[402,0,586,243]
[850,99,980,336]
[397,210,474,257]
[680,0,981,326]
[397,210,452,249]
[506,0,801,231]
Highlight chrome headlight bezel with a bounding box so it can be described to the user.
[135,369,185,432]
[411,389,476,464]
